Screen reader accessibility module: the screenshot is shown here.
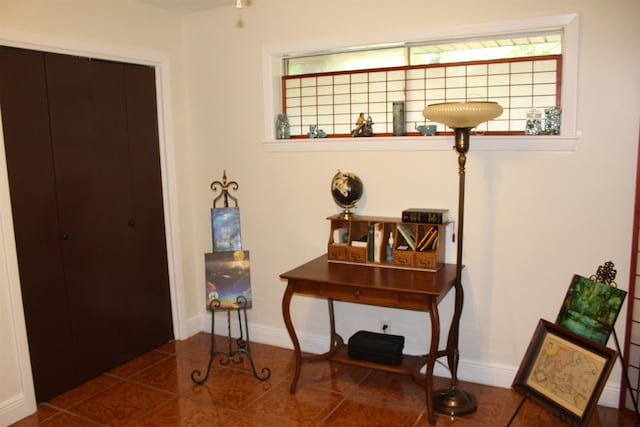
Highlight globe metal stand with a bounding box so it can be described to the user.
[331,170,363,219]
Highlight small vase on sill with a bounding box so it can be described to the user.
[276,114,290,139]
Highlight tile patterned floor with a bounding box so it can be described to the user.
[10,332,639,426]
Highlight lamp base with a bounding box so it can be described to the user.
[433,387,478,417]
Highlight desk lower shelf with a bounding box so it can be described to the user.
[328,345,423,376]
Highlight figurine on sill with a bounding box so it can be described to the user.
[415,122,437,136]
[308,125,327,138]
[352,113,374,137]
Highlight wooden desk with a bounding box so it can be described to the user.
[280,254,459,425]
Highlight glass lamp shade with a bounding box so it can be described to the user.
[423,102,503,129]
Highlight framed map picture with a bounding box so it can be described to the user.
[556,274,627,345]
[211,207,242,252]
[512,319,616,425]
[205,250,251,309]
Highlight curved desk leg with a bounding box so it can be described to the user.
[282,285,302,393]
[426,296,440,425]
[328,298,336,352]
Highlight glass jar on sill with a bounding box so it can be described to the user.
[525,109,542,135]
[276,114,290,139]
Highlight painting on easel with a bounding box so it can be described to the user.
[555,274,626,345]
[211,207,242,252]
[205,250,252,309]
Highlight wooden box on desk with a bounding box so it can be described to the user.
[327,214,447,272]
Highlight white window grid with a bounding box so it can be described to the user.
[283,55,561,137]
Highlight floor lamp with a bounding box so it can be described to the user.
[422,102,503,416]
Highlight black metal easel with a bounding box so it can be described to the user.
[191,171,271,384]
[592,262,640,422]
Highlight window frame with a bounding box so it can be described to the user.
[262,13,580,153]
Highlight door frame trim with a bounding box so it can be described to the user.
[0,31,187,421]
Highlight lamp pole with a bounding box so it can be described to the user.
[422,102,503,417]
[432,127,477,416]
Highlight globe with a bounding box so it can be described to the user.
[331,170,363,218]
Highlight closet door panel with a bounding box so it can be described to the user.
[45,54,133,376]
[122,64,173,351]
[0,46,75,401]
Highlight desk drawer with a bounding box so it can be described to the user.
[301,282,399,306]
[345,246,367,263]
[291,279,434,310]
[393,251,414,268]
[414,252,436,269]
[327,244,347,261]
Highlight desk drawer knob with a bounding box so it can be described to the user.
[354,289,360,297]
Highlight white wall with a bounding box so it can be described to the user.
[0,0,639,423]
[0,0,188,423]
[180,0,640,404]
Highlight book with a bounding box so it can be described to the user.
[396,224,416,250]
[373,223,383,263]
[402,208,451,224]
[417,227,438,251]
[351,234,368,248]
[368,224,375,261]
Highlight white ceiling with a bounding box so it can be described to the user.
[137,0,230,13]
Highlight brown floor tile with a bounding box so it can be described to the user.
[228,340,297,381]
[161,332,222,364]
[9,404,60,427]
[127,396,237,426]
[108,350,171,378]
[223,413,286,427]
[244,380,345,426]
[46,374,122,409]
[69,380,173,426]
[131,355,210,394]
[182,367,274,411]
[296,360,370,394]
[10,334,640,427]
[39,412,103,426]
[352,369,429,410]
[322,394,422,426]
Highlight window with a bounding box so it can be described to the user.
[283,33,561,137]
[263,13,580,152]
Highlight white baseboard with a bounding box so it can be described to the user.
[190,313,621,408]
[0,393,32,426]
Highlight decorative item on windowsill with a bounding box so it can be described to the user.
[525,108,542,135]
[392,101,406,136]
[415,122,437,136]
[275,113,290,139]
[331,170,363,219]
[544,107,561,135]
[423,101,503,417]
[308,125,327,139]
[351,113,374,137]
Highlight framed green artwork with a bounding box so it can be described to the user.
[555,274,627,345]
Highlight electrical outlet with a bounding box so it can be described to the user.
[380,320,391,333]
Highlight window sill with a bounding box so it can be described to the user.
[262,134,580,153]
